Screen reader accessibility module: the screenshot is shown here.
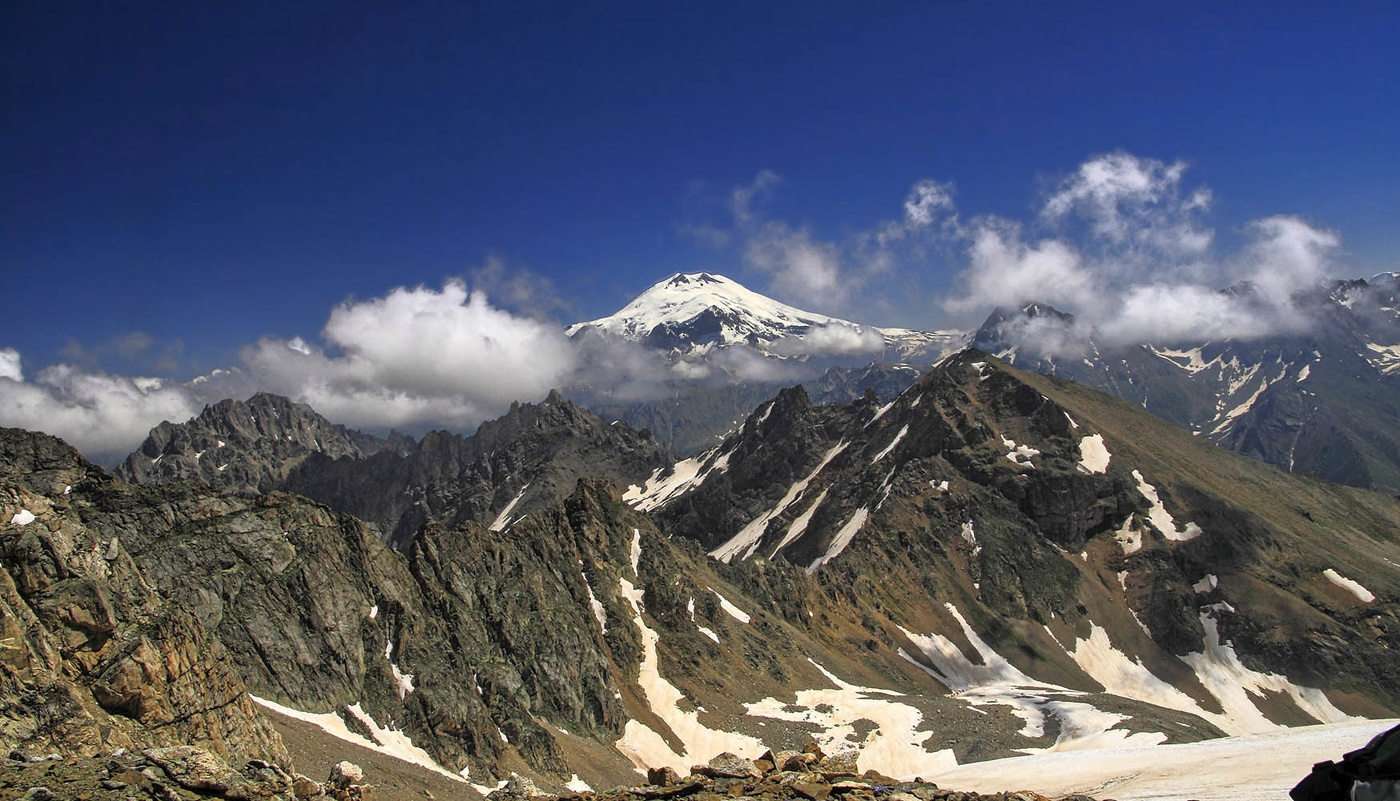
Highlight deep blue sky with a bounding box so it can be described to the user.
[4,1,1398,377]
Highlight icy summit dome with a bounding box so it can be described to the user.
[565,272,844,347]
[565,271,963,361]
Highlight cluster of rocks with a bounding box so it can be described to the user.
[492,745,1102,801]
[0,747,375,801]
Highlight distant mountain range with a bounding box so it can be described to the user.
[970,273,1400,495]
[567,270,1400,494]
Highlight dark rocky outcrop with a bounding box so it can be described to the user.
[0,428,288,766]
[281,391,670,547]
[114,392,413,494]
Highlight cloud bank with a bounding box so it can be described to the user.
[691,154,1342,351]
[0,280,577,464]
[945,154,1339,349]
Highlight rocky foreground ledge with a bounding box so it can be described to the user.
[489,746,1101,801]
[0,747,375,800]
[0,744,1105,801]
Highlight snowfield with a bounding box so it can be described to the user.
[930,719,1398,801]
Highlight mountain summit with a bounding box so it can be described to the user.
[567,272,960,363]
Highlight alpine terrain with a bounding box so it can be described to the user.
[4,344,1398,800]
[972,273,1400,495]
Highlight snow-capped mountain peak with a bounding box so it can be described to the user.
[566,272,962,361]
[567,272,843,346]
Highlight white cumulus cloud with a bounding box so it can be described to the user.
[0,279,579,463]
[243,280,575,429]
[945,151,1344,349]
[769,323,885,358]
[0,349,22,382]
[0,356,202,463]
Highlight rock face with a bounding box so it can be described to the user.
[118,390,670,549]
[280,390,670,547]
[114,392,413,493]
[0,428,287,766]
[91,455,664,779]
[971,276,1400,494]
[642,350,1400,719]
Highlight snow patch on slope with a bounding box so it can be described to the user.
[489,483,530,532]
[711,441,848,563]
[899,605,1165,753]
[1001,435,1039,468]
[252,695,465,782]
[1132,470,1202,542]
[615,573,765,775]
[872,425,909,463]
[1181,612,1359,734]
[629,528,641,577]
[805,507,870,574]
[744,660,958,780]
[769,487,828,559]
[583,572,608,632]
[1114,515,1146,555]
[1077,434,1111,474]
[624,448,732,512]
[1323,569,1375,603]
[708,588,751,623]
[1365,343,1400,375]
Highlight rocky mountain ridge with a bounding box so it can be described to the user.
[632,349,1400,734]
[116,389,670,548]
[114,392,415,494]
[971,274,1400,494]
